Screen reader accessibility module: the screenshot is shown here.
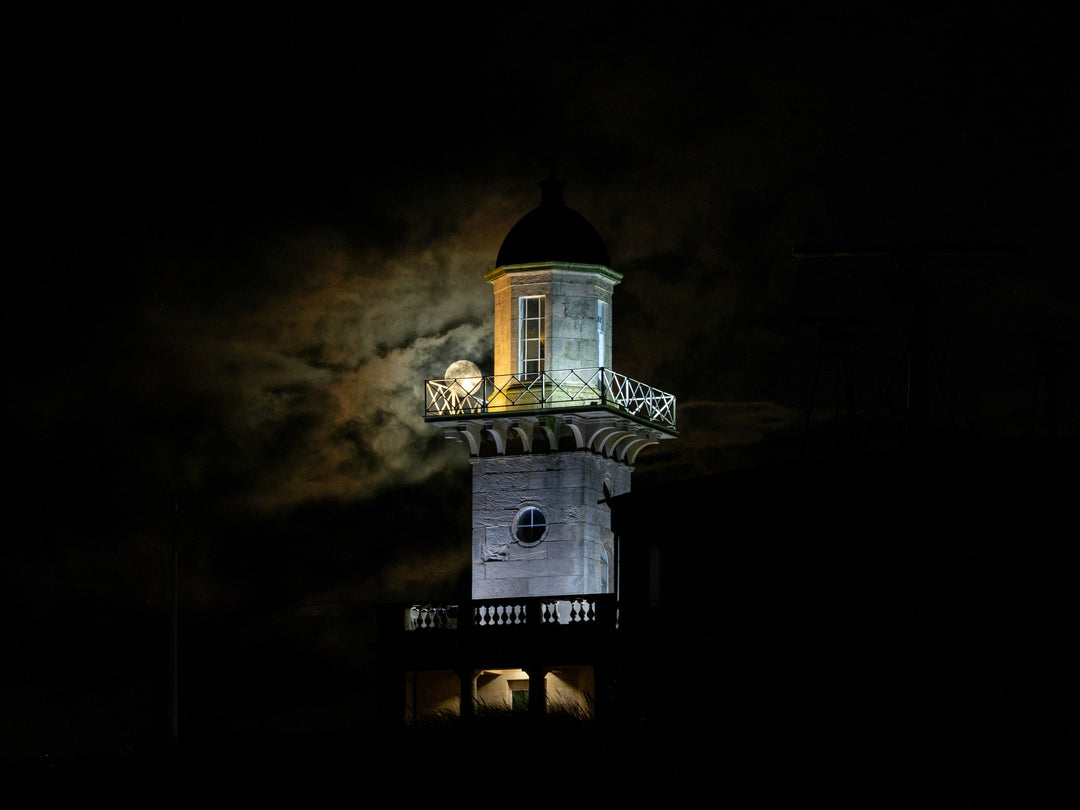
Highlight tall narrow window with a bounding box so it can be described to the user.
[597,300,609,368]
[519,296,545,379]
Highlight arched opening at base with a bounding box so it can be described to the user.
[404,666,596,724]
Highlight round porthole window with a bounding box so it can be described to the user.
[514,507,547,544]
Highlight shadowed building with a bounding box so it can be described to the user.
[606,438,1073,804]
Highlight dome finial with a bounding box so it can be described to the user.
[539,163,565,206]
[495,171,610,268]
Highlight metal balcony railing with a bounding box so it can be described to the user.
[424,368,676,430]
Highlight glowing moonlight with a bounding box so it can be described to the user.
[444,360,483,396]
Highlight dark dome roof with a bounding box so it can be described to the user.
[495,177,611,268]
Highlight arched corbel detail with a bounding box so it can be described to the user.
[509,418,536,454]
[453,422,483,456]
[598,426,635,457]
[483,421,507,455]
[626,438,659,465]
[558,418,585,450]
[588,425,621,455]
[614,433,650,462]
[609,432,641,461]
[534,419,557,451]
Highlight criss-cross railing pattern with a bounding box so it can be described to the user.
[605,372,677,427]
[425,368,676,429]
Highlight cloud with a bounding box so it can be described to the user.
[138,196,520,515]
[632,398,804,490]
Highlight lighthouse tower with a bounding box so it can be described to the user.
[425,175,677,602]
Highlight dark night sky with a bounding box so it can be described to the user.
[5,5,1075,761]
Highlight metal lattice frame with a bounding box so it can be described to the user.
[425,368,676,429]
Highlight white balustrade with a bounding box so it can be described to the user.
[404,597,608,632]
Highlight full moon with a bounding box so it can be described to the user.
[445,360,483,394]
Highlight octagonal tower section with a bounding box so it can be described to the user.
[424,175,677,600]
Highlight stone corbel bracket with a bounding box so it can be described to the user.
[444,413,665,464]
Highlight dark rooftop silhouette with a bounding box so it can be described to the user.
[495,173,611,269]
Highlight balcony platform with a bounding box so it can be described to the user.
[425,369,676,461]
[377,594,619,671]
[425,368,677,432]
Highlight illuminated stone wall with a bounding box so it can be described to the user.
[471,450,631,599]
[403,667,597,719]
[475,667,595,712]
[488,264,618,378]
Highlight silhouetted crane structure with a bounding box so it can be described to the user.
[1028,329,1067,441]
[796,313,871,453]
[792,245,1025,453]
